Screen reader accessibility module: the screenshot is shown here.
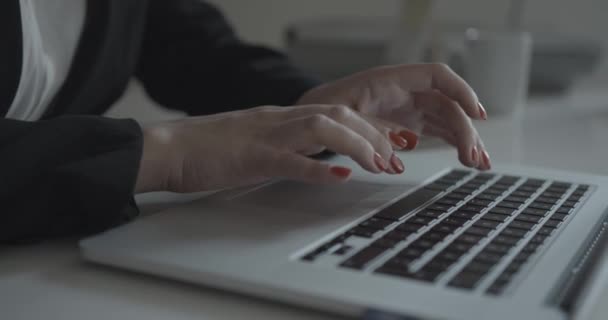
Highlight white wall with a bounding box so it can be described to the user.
[208,0,607,49]
[108,0,607,121]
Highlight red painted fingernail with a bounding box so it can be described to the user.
[482,150,492,169]
[330,166,352,178]
[389,132,408,149]
[478,102,487,120]
[373,152,387,171]
[471,146,479,164]
[390,154,405,173]
[398,130,419,150]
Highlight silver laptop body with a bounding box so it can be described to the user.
[80,157,608,320]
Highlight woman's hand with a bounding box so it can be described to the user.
[297,63,491,170]
[135,104,414,193]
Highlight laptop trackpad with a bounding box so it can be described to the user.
[229,180,410,218]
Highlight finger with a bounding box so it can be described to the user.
[360,114,419,151]
[263,150,353,184]
[414,91,480,167]
[424,112,491,170]
[281,104,395,167]
[390,63,483,119]
[270,114,385,173]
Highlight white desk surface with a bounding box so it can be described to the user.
[3,86,608,320]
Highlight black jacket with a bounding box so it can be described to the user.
[0,0,317,242]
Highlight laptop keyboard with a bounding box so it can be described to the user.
[300,169,593,296]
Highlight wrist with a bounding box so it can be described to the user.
[134,124,173,193]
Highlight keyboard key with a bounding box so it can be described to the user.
[497,201,522,210]
[518,185,539,193]
[340,246,386,270]
[396,222,425,233]
[510,190,533,198]
[397,247,426,260]
[493,235,521,246]
[460,204,486,213]
[436,198,461,211]
[452,210,478,220]
[432,223,460,234]
[535,196,559,205]
[371,237,401,248]
[475,250,505,264]
[485,243,513,254]
[423,257,456,273]
[349,226,379,238]
[422,230,450,242]
[541,191,563,199]
[468,198,493,207]
[436,250,462,262]
[427,203,452,212]
[522,242,541,253]
[515,214,543,224]
[418,210,444,219]
[456,233,484,245]
[490,207,516,216]
[448,272,484,289]
[410,215,436,225]
[550,212,569,221]
[384,229,414,240]
[500,227,528,238]
[474,219,502,229]
[536,226,555,236]
[376,188,441,220]
[484,188,506,196]
[561,201,578,209]
[544,219,561,229]
[528,202,554,211]
[359,217,394,230]
[445,241,475,254]
[477,193,499,201]
[508,220,536,230]
[504,195,528,204]
[445,192,469,201]
[482,213,510,222]
[441,216,469,227]
[522,207,549,217]
[465,226,493,237]
[556,206,572,214]
[409,238,438,250]
[464,261,494,274]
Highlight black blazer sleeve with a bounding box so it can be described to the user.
[0,116,143,243]
[136,0,319,115]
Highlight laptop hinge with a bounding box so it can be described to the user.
[549,210,608,315]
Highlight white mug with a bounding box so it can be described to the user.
[462,29,533,116]
[430,28,533,117]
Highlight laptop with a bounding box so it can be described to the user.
[80,155,608,320]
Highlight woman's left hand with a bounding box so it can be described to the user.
[297,63,491,170]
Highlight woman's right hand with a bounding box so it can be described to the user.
[135,104,415,193]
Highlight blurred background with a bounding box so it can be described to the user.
[107,0,608,121]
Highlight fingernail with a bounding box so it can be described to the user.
[398,130,419,150]
[389,132,408,149]
[478,102,487,120]
[330,166,352,179]
[482,150,492,169]
[390,154,405,173]
[471,146,479,165]
[374,152,387,171]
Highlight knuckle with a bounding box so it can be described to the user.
[327,104,352,121]
[432,62,452,74]
[307,114,331,130]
